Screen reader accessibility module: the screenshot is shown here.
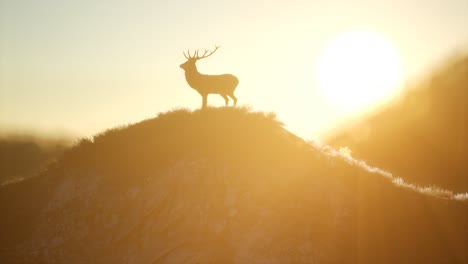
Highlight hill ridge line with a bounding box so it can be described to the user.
[319,144,468,201]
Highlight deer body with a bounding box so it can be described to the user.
[180,46,238,109]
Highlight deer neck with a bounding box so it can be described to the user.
[184,64,203,89]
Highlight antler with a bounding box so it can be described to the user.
[195,46,220,60]
[183,46,220,60]
[183,49,192,59]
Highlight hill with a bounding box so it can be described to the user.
[326,54,468,193]
[0,137,69,185]
[1,107,467,263]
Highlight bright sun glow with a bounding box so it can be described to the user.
[316,30,403,113]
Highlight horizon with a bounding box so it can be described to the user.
[1,0,467,141]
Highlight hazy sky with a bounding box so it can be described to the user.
[1,0,467,141]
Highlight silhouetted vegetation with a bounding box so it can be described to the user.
[327,53,468,193]
[0,136,69,185]
[56,107,305,186]
[0,106,466,263]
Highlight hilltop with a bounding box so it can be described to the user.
[1,107,467,263]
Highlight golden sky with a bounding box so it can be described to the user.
[1,0,467,141]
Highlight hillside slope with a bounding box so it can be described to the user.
[1,107,467,264]
[327,54,468,192]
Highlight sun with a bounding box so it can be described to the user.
[316,30,403,113]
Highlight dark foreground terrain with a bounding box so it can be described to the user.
[1,107,467,264]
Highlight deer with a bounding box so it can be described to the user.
[180,46,238,109]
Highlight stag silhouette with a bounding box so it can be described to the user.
[180,46,238,109]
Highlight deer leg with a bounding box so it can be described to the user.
[202,95,207,109]
[228,93,237,107]
[220,94,229,106]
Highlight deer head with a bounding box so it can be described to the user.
[179,46,220,71]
